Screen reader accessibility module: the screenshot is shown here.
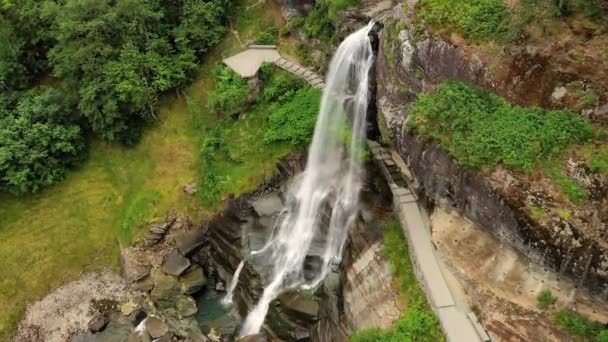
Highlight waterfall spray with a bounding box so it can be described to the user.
[225,22,376,337]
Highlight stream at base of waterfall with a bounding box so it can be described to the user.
[222,22,376,337]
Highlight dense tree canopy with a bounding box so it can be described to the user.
[0,88,84,194]
[0,0,230,193]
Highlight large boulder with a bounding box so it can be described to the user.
[151,271,180,300]
[175,295,198,318]
[175,229,206,256]
[180,265,207,295]
[121,248,150,282]
[145,317,169,339]
[162,250,191,276]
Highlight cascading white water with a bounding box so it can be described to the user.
[224,22,376,337]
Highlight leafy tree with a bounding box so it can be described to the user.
[0,15,26,90]
[207,65,250,116]
[0,88,85,194]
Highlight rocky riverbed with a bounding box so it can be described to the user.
[13,152,405,342]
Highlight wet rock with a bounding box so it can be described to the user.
[121,248,150,283]
[249,193,283,217]
[180,265,207,294]
[278,291,319,321]
[175,228,206,256]
[130,308,147,326]
[145,317,169,339]
[215,281,226,292]
[88,314,109,333]
[238,333,267,342]
[175,294,198,317]
[162,250,191,276]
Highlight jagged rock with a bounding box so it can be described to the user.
[183,181,197,195]
[208,328,221,342]
[133,275,155,292]
[88,314,109,333]
[151,271,180,300]
[249,193,283,217]
[162,250,191,276]
[180,265,207,294]
[175,228,206,256]
[121,248,150,282]
[145,317,169,339]
[281,0,313,20]
[278,291,319,321]
[215,281,226,292]
[175,294,198,317]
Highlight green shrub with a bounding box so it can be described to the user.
[537,290,557,309]
[555,310,605,339]
[288,16,305,29]
[408,81,593,172]
[589,146,608,176]
[257,62,274,83]
[260,73,307,103]
[264,87,321,145]
[255,26,279,45]
[419,0,512,42]
[0,87,85,194]
[304,1,334,39]
[207,65,250,115]
[550,0,605,19]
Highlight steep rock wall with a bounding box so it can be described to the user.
[205,154,401,341]
[376,5,608,294]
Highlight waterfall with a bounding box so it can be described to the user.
[226,22,376,337]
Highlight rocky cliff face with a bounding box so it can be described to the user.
[376,3,608,294]
[205,153,401,341]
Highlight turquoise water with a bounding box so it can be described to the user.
[195,288,238,335]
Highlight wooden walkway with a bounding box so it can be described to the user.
[223,45,325,89]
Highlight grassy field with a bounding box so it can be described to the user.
[0,94,201,339]
[0,0,288,339]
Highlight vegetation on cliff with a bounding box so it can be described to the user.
[418,0,607,43]
[408,81,594,172]
[198,65,320,207]
[351,219,443,342]
[408,81,607,204]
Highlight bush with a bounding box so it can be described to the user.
[207,65,250,115]
[255,27,279,45]
[537,290,557,309]
[408,81,593,172]
[304,1,334,39]
[419,0,512,42]
[264,87,321,145]
[260,73,307,103]
[555,310,606,339]
[0,87,85,194]
[257,62,275,83]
